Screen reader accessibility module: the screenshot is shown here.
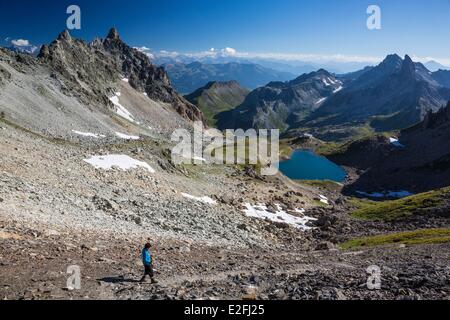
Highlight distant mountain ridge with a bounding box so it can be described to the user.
[8,43,40,55]
[306,54,450,133]
[424,60,450,72]
[164,61,295,94]
[215,54,450,141]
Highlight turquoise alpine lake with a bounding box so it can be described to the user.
[279,150,346,182]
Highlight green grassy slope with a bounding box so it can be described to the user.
[349,187,450,221]
[341,229,450,250]
[185,81,249,127]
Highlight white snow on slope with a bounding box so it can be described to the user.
[115,132,140,140]
[181,193,217,205]
[122,78,129,83]
[315,97,327,105]
[109,93,137,123]
[243,203,316,230]
[318,195,329,205]
[72,130,106,138]
[389,137,405,148]
[333,86,343,93]
[322,78,332,86]
[83,154,155,173]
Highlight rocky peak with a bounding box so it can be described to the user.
[316,69,331,76]
[106,28,120,41]
[57,30,72,42]
[381,54,402,66]
[205,80,240,90]
[288,69,335,87]
[400,54,416,79]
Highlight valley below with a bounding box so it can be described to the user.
[1,116,449,300]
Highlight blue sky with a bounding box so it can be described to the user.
[1,0,450,64]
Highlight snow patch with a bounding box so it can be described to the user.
[122,78,129,83]
[389,137,405,148]
[322,78,332,86]
[181,193,217,205]
[315,97,327,105]
[83,154,155,173]
[109,94,136,123]
[318,195,329,205]
[333,86,343,93]
[243,203,316,230]
[72,130,105,139]
[115,132,140,140]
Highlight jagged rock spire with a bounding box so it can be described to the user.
[403,54,414,66]
[57,30,72,41]
[106,28,120,40]
[400,54,416,79]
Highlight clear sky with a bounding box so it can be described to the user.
[1,0,450,64]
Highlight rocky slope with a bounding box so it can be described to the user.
[1,121,449,300]
[185,81,249,126]
[0,29,204,140]
[38,28,204,124]
[432,69,450,88]
[325,102,450,194]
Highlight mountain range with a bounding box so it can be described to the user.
[305,55,450,134]
[216,69,343,132]
[8,42,40,55]
[148,50,381,74]
[162,61,295,94]
[215,54,450,140]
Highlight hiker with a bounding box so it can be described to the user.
[140,242,157,283]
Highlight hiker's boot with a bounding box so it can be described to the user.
[151,278,158,284]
